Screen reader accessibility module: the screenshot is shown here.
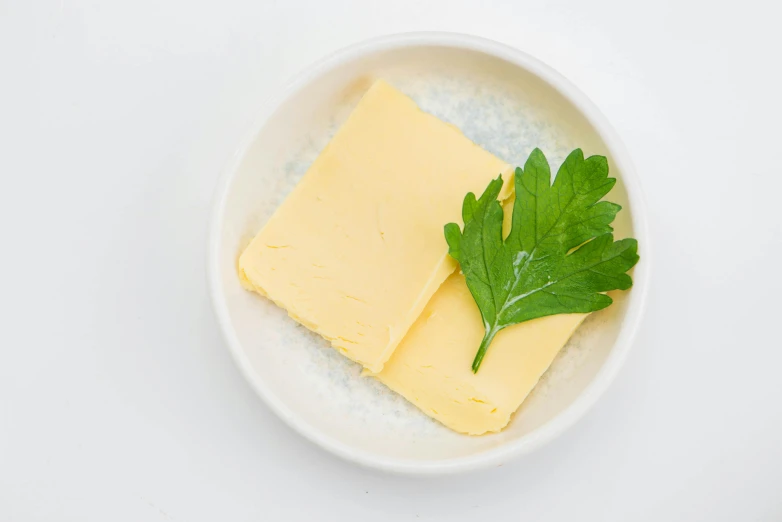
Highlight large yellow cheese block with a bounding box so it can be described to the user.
[239,80,512,372]
[374,272,587,435]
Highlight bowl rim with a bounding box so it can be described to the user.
[207,31,651,475]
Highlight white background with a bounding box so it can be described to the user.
[2,0,781,520]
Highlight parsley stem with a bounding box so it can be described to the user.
[472,326,500,373]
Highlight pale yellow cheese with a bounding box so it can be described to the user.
[374,273,587,435]
[239,80,512,372]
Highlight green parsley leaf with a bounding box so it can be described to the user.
[444,148,639,373]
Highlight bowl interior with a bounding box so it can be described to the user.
[213,41,638,467]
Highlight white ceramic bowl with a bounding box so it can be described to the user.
[208,32,650,474]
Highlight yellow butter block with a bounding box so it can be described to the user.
[375,273,587,435]
[239,80,512,372]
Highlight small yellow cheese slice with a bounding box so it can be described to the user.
[374,273,587,435]
[239,80,512,372]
